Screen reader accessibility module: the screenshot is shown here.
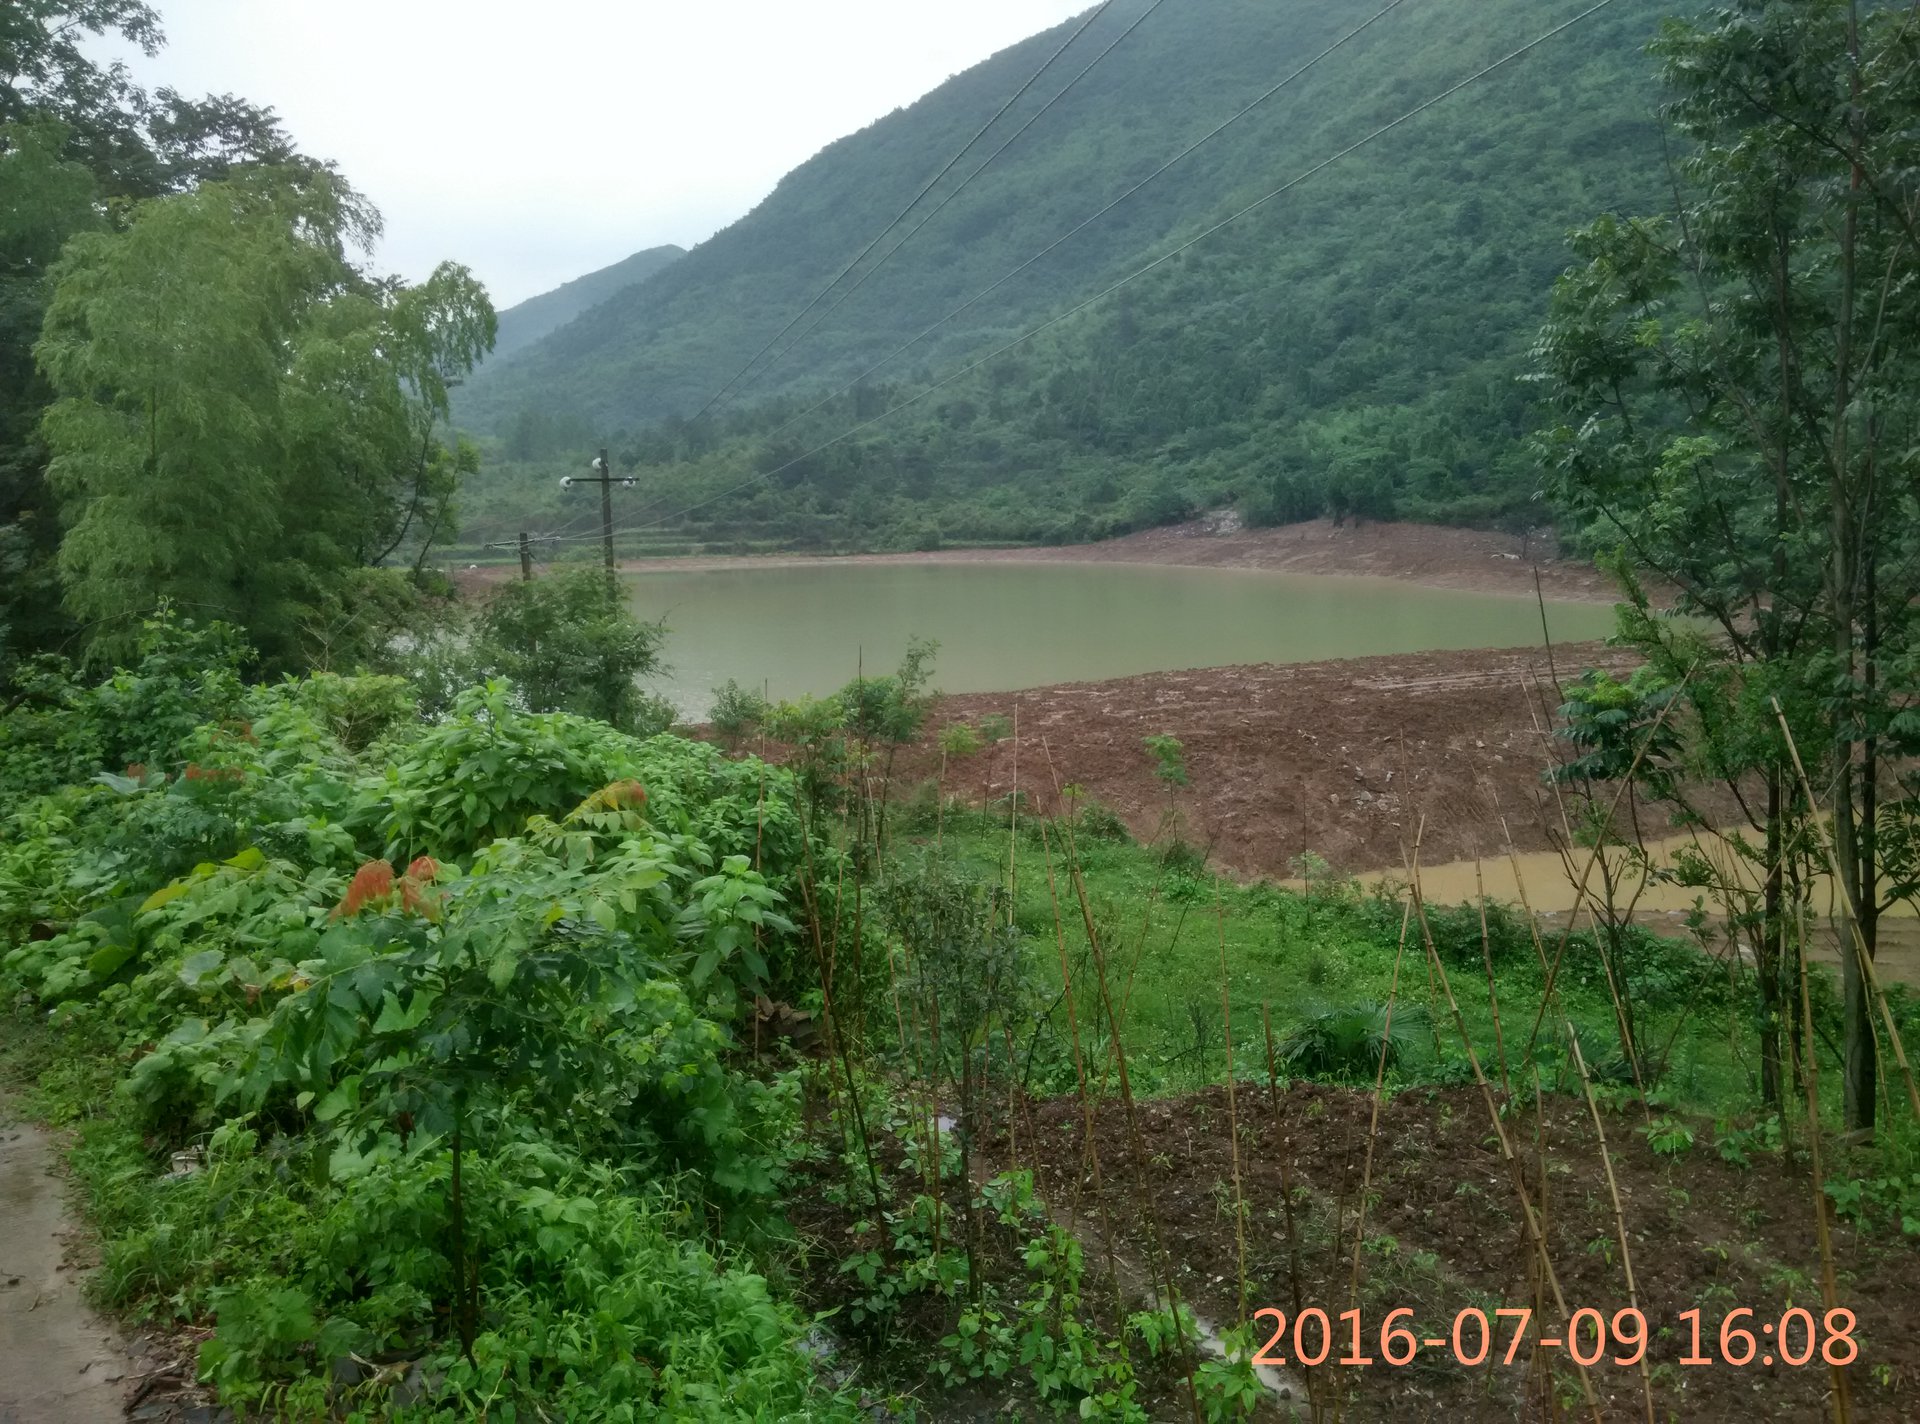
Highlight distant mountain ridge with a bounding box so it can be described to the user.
[485,244,684,366]
[454,0,1675,548]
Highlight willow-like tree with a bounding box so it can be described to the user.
[1533,0,1920,1129]
[35,166,494,668]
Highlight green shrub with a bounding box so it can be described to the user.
[1276,1001,1430,1081]
[708,678,771,744]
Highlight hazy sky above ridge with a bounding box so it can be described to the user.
[105,0,1090,306]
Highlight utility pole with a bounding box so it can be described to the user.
[562,449,636,599]
[482,531,553,581]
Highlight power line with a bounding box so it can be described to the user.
[554,0,1411,548]
[686,0,1125,423]
[560,0,1626,549]
[742,0,1174,395]
[709,0,1415,459]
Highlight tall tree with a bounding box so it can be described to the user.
[36,167,495,668]
[2,2,313,675]
[0,118,97,669]
[1533,0,1920,1128]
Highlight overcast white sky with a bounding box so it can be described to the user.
[105,1,1090,307]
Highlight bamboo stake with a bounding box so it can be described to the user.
[1411,864,1604,1423]
[1772,698,1920,1121]
[1002,1019,1022,1169]
[795,827,883,1207]
[1008,703,1019,920]
[1496,813,1556,978]
[1042,739,1202,1424]
[1344,809,1426,1394]
[1476,856,1513,1096]
[1345,893,1413,1327]
[1040,817,1130,1355]
[1216,886,1250,1324]
[1262,1003,1319,1421]
[1567,1025,1658,1424]
[1793,896,1853,1423]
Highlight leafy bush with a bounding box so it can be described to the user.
[1416,898,1537,971]
[709,677,771,744]
[1276,1001,1430,1081]
[1074,800,1131,843]
[0,609,251,800]
[0,641,855,1420]
[375,681,648,859]
[470,565,670,734]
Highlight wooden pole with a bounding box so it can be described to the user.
[598,447,616,596]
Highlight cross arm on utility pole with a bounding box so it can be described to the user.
[561,448,638,597]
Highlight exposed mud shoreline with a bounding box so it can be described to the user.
[463,516,1617,604]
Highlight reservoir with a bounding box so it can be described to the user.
[627,560,1618,716]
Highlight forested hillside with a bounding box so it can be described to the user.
[455,0,1670,551]
[486,243,682,370]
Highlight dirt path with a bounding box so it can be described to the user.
[0,1108,135,1424]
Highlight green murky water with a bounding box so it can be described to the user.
[626,561,1617,716]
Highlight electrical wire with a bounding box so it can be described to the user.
[685,0,1126,423]
[547,0,1627,551]
[738,0,1174,397]
[736,0,1417,459]
[555,0,1398,545]
[545,0,1412,548]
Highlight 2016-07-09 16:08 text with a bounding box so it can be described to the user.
[1247,1306,1860,1369]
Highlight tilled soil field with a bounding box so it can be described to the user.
[985,1082,1920,1422]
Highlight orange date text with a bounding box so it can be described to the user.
[1247,1306,1859,1369]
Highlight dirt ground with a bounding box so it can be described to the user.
[896,642,1637,878]
[0,1097,223,1424]
[984,1081,1920,1423]
[905,516,1616,604]
[0,1110,132,1424]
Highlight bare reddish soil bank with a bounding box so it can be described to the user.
[905,643,1634,877]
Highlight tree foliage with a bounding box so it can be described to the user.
[2,2,321,673]
[457,567,672,735]
[1533,0,1920,1127]
[35,167,494,666]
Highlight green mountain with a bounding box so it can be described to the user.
[455,0,1673,552]
[486,244,684,366]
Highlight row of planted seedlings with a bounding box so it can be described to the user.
[763,668,1920,1423]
